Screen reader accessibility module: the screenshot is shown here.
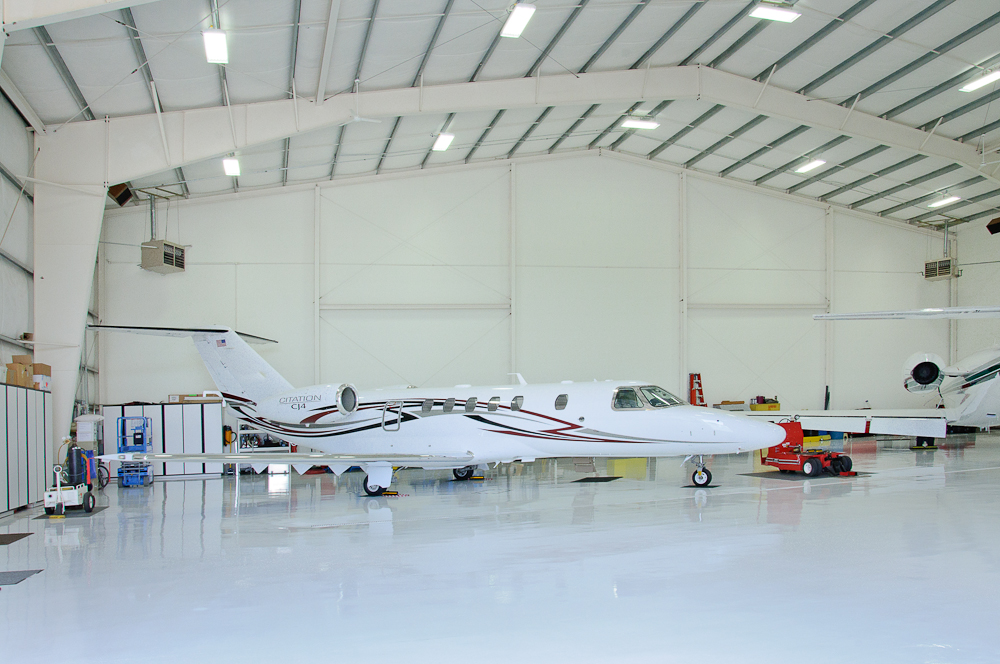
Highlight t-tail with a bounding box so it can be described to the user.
[89,325,292,405]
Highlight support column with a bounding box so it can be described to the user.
[678,172,688,394]
[314,184,321,384]
[824,206,835,409]
[33,182,106,447]
[509,162,516,380]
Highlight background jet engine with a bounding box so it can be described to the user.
[254,382,358,425]
[903,353,945,392]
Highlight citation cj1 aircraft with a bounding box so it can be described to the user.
[93,325,785,493]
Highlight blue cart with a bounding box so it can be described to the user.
[117,416,153,487]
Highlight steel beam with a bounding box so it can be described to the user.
[34,26,95,122]
[632,2,705,69]
[526,0,591,78]
[709,21,768,70]
[819,155,927,201]
[548,104,598,152]
[849,163,962,209]
[315,0,343,106]
[958,117,1000,145]
[785,145,888,194]
[684,115,767,169]
[376,116,402,173]
[883,51,1000,120]
[647,104,722,159]
[918,89,1000,132]
[0,70,45,134]
[719,125,809,177]
[581,0,650,73]
[331,0,380,177]
[753,135,851,186]
[753,0,876,82]
[908,187,1000,223]
[466,109,505,162]
[877,175,984,216]
[843,10,1000,107]
[677,1,754,66]
[797,0,955,96]
[508,107,554,158]
[0,160,33,204]
[282,0,302,186]
[610,99,672,151]
[2,0,161,31]
[588,102,643,149]
[421,112,455,167]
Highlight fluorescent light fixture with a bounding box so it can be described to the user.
[928,195,960,208]
[795,159,826,173]
[501,3,536,38]
[622,118,660,130]
[749,3,801,22]
[960,70,1000,92]
[432,133,455,151]
[222,158,240,176]
[202,30,229,64]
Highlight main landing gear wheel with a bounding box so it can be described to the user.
[692,468,712,487]
[452,466,475,481]
[915,436,935,448]
[362,476,386,496]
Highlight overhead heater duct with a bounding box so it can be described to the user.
[107,183,132,207]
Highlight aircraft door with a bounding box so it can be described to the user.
[382,401,403,431]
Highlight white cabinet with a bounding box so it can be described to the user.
[0,385,52,513]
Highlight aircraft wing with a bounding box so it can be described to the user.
[741,409,950,438]
[814,306,1000,320]
[100,452,473,476]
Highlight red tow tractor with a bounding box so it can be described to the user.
[761,421,856,477]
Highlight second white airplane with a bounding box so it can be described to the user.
[94,325,785,493]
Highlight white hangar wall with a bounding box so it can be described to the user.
[954,221,1000,360]
[99,152,949,411]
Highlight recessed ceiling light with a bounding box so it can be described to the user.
[749,3,801,22]
[795,159,826,173]
[622,118,660,130]
[432,133,455,151]
[223,158,240,176]
[501,3,536,38]
[927,195,960,208]
[202,30,229,64]
[960,70,1000,92]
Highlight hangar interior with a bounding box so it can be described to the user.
[2,0,1000,661]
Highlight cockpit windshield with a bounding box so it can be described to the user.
[640,386,685,408]
[613,387,643,409]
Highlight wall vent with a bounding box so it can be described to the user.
[923,258,956,281]
[141,240,185,274]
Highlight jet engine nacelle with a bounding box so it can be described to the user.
[903,353,945,392]
[255,383,358,425]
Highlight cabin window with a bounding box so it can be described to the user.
[488,396,500,412]
[465,397,477,412]
[554,394,568,410]
[443,398,456,413]
[640,386,684,408]
[613,387,643,410]
[421,399,434,413]
[511,396,524,411]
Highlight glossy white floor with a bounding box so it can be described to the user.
[2,434,999,663]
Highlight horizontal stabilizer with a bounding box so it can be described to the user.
[743,409,950,438]
[815,306,1000,321]
[100,452,474,465]
[89,325,277,344]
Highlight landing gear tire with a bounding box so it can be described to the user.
[692,468,712,487]
[44,507,54,515]
[83,492,95,513]
[362,476,386,496]
[452,466,475,481]
[916,436,934,448]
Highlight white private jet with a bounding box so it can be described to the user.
[744,307,999,443]
[92,325,785,493]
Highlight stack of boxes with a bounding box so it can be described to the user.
[4,355,52,391]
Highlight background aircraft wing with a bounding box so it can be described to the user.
[102,452,473,465]
[741,409,950,438]
[814,306,1000,320]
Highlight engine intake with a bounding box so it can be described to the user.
[255,382,358,425]
[903,353,945,393]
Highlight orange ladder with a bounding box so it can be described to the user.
[688,373,706,407]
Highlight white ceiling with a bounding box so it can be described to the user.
[4,0,1000,226]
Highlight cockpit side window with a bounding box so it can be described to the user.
[640,386,684,408]
[613,387,643,410]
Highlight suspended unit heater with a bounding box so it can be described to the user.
[141,240,185,274]
[923,258,957,281]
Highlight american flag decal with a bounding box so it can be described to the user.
[216,339,227,347]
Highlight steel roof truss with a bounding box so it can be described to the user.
[719,125,809,177]
[753,135,851,186]
[785,145,889,194]
[632,1,705,69]
[34,26,95,122]
[849,163,962,209]
[647,104,723,159]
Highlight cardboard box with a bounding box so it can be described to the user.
[5,363,30,387]
[33,376,52,391]
[32,363,51,377]
[168,394,222,404]
[12,354,32,365]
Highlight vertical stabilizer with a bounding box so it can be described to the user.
[90,326,293,404]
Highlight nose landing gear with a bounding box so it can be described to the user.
[690,455,712,487]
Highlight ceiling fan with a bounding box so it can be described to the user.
[339,78,382,126]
